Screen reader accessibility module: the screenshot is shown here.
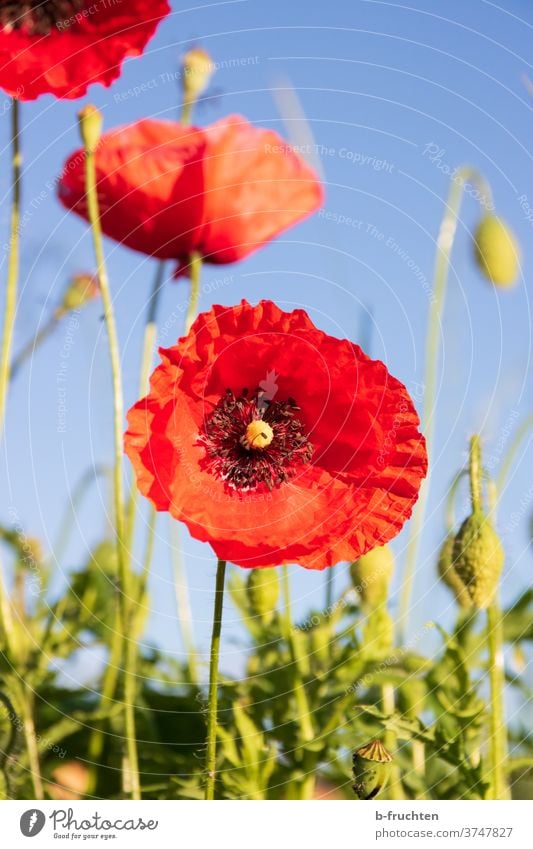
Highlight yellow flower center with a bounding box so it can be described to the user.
[241,420,274,450]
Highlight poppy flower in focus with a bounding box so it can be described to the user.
[58,115,323,272]
[0,0,170,100]
[125,300,427,569]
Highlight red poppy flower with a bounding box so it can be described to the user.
[58,115,323,271]
[0,0,170,101]
[125,300,427,570]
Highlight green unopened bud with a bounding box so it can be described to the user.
[474,215,520,288]
[246,568,279,625]
[181,47,214,104]
[352,740,393,800]
[437,532,472,609]
[453,512,504,609]
[350,544,394,609]
[60,273,99,313]
[78,104,103,154]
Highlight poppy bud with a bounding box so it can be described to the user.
[246,568,279,624]
[352,739,393,800]
[453,512,504,609]
[181,47,214,104]
[474,215,520,287]
[60,273,99,314]
[350,544,394,609]
[78,104,103,154]
[437,532,472,609]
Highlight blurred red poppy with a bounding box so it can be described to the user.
[58,115,323,272]
[125,300,427,569]
[0,0,170,100]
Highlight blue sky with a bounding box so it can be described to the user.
[0,0,532,682]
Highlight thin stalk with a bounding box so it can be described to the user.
[0,99,21,656]
[170,522,199,685]
[10,310,63,381]
[52,464,110,567]
[412,740,426,781]
[82,125,140,800]
[398,167,492,640]
[497,414,533,492]
[179,79,204,339]
[381,683,403,800]
[281,567,316,799]
[469,435,483,513]
[19,686,44,800]
[325,567,334,611]
[125,261,166,550]
[180,98,193,125]
[184,252,202,334]
[205,558,227,800]
[487,598,509,799]
[86,606,123,795]
[468,435,508,799]
[0,98,21,433]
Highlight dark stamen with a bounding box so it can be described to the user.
[0,1,86,35]
[198,388,313,491]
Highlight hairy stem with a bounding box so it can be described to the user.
[82,130,140,800]
[170,522,199,685]
[205,559,227,800]
[398,167,492,640]
[487,599,509,799]
[281,566,316,799]
[184,252,202,334]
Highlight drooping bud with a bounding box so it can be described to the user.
[437,532,472,609]
[181,47,214,106]
[60,273,99,314]
[474,215,520,288]
[78,104,103,154]
[452,512,504,609]
[350,544,394,609]
[246,568,279,625]
[352,740,393,800]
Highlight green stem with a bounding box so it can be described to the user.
[497,414,533,492]
[445,470,468,531]
[10,310,63,381]
[86,606,123,795]
[0,100,21,659]
[125,261,166,549]
[205,559,227,800]
[398,167,492,641]
[381,683,403,800]
[19,685,44,800]
[0,98,21,434]
[82,132,140,800]
[180,98,193,125]
[487,598,509,799]
[281,567,316,799]
[52,464,110,567]
[325,567,334,611]
[469,435,483,513]
[170,522,199,685]
[185,252,202,334]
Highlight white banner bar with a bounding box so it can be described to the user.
[0,800,530,848]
